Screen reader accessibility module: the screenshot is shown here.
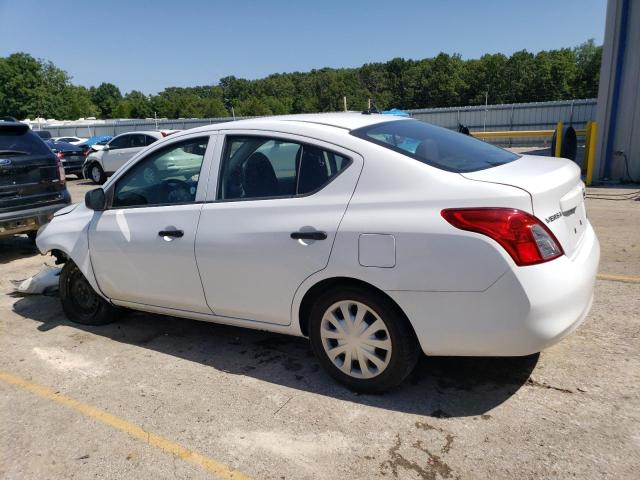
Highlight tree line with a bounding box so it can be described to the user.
[0,40,601,121]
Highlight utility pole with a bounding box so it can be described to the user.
[343,96,347,112]
[483,90,489,132]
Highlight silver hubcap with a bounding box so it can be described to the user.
[91,166,101,182]
[320,300,392,379]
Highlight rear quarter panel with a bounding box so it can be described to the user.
[291,143,534,331]
[329,145,533,291]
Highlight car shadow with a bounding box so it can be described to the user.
[0,236,39,264]
[13,295,538,418]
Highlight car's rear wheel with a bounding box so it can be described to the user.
[59,261,119,325]
[309,286,420,393]
[89,163,106,184]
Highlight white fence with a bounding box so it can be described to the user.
[38,98,597,147]
[407,98,596,131]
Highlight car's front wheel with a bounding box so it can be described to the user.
[309,286,420,393]
[59,261,120,325]
[88,163,106,184]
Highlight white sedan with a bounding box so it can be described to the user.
[36,113,599,393]
[83,130,178,184]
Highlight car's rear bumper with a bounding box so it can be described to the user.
[387,222,600,356]
[62,158,85,173]
[0,193,72,237]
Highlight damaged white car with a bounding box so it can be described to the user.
[36,113,599,392]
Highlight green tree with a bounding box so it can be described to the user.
[463,54,507,105]
[123,90,153,118]
[573,39,602,98]
[0,41,603,121]
[503,50,536,103]
[113,100,132,118]
[0,53,70,119]
[61,85,98,119]
[91,82,122,118]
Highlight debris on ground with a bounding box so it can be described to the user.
[11,264,61,295]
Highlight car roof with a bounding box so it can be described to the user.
[0,119,30,133]
[114,131,163,137]
[187,112,409,135]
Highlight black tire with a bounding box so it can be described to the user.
[59,260,119,325]
[26,231,37,242]
[88,162,106,184]
[308,286,420,393]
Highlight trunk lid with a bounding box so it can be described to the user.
[462,154,587,257]
[0,154,62,211]
[1,120,65,212]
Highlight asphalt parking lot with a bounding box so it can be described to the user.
[1,178,639,480]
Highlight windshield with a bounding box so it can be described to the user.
[0,129,52,156]
[351,120,519,173]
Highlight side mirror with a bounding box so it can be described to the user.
[85,188,107,211]
[102,144,110,151]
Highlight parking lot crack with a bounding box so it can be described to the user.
[273,395,293,416]
[527,377,574,394]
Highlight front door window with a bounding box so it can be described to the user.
[113,137,208,208]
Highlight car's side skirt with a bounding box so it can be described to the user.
[111,299,301,336]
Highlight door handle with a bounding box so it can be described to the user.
[158,229,184,238]
[290,231,327,240]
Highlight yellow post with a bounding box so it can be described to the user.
[554,121,563,157]
[584,120,592,173]
[585,121,597,186]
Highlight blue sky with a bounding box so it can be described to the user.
[0,0,606,94]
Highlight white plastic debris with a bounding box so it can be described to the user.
[11,264,61,295]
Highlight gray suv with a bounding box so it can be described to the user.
[0,118,71,240]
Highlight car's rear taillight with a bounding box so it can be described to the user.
[441,208,563,266]
[55,156,66,185]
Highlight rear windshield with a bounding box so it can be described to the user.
[0,128,52,156]
[351,120,519,173]
[34,130,52,139]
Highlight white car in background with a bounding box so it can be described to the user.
[51,136,87,145]
[83,130,177,184]
[36,113,599,393]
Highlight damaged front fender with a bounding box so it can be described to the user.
[36,202,108,301]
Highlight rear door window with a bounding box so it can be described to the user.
[351,120,519,173]
[218,136,351,200]
[145,135,159,146]
[108,135,131,150]
[130,134,147,148]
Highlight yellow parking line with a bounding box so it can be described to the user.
[0,370,250,480]
[597,273,640,284]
